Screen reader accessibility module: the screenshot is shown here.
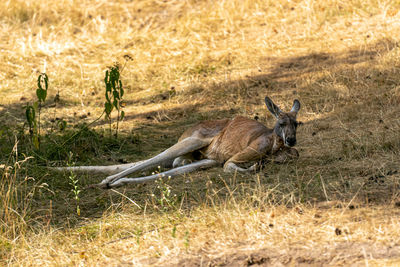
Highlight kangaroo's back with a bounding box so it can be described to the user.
[204,116,273,162]
[178,118,230,142]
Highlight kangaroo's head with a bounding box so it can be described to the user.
[265,97,301,147]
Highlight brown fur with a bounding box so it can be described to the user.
[178,116,290,169]
[178,118,231,142]
[168,97,301,173]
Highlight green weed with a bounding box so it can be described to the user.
[24,73,49,150]
[104,64,125,138]
[67,152,81,216]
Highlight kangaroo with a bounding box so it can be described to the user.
[54,97,301,188]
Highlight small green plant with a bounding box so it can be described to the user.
[67,152,81,216]
[184,230,190,250]
[171,225,177,238]
[25,73,49,150]
[135,228,142,245]
[151,174,178,212]
[25,104,39,149]
[56,118,67,131]
[36,73,49,146]
[104,64,125,138]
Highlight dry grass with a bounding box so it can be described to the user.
[1,0,400,265]
[7,205,400,265]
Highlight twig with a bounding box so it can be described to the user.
[110,189,141,209]
[340,181,365,216]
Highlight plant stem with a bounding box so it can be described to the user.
[38,102,41,150]
[110,117,112,138]
[116,109,120,138]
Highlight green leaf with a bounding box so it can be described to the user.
[37,75,43,90]
[44,75,48,90]
[104,70,109,84]
[105,91,111,102]
[106,82,112,92]
[120,110,125,121]
[36,89,42,101]
[105,102,113,116]
[37,73,49,92]
[36,88,47,102]
[25,106,36,128]
[119,82,124,97]
[113,99,118,109]
[113,90,119,99]
[41,73,49,90]
[41,89,47,101]
[57,120,67,131]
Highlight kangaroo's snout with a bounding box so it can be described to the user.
[285,137,296,147]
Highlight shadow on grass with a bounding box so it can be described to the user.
[1,38,400,227]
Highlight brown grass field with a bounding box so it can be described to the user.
[1,0,400,266]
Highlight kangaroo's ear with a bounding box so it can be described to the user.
[290,99,301,114]
[265,97,281,118]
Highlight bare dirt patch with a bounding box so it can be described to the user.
[174,243,400,266]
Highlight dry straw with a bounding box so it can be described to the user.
[1,0,400,265]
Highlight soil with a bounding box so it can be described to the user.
[169,242,400,266]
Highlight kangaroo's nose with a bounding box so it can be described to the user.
[286,137,296,147]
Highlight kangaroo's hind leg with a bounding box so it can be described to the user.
[106,159,219,188]
[100,137,213,187]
